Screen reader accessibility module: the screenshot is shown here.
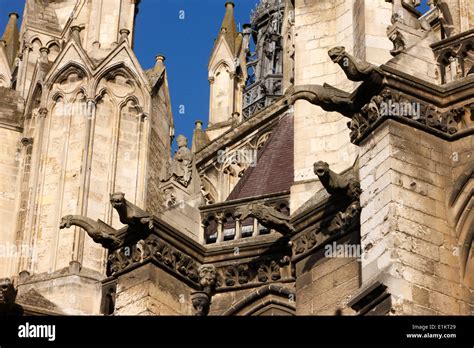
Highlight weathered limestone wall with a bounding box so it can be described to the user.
[295,232,360,315]
[84,0,138,53]
[0,88,23,277]
[359,120,472,315]
[291,0,392,212]
[210,64,232,126]
[25,98,89,274]
[465,0,474,31]
[146,84,173,216]
[0,127,22,278]
[114,263,194,315]
[0,45,12,87]
[359,0,392,65]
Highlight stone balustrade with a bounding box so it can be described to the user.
[200,195,290,244]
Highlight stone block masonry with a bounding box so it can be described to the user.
[359,120,472,315]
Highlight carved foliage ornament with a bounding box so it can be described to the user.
[347,89,471,143]
[218,255,291,289]
[107,234,200,283]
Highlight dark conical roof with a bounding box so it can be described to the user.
[2,12,20,70]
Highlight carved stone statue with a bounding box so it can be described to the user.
[163,135,193,188]
[60,215,123,249]
[110,192,153,229]
[198,264,217,293]
[0,278,23,316]
[328,46,380,81]
[387,30,406,56]
[313,161,362,201]
[0,278,17,305]
[330,201,362,234]
[191,291,210,316]
[237,203,295,235]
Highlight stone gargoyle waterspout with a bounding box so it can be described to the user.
[313,161,362,234]
[60,192,153,250]
[110,192,154,229]
[287,46,383,117]
[236,203,295,236]
[313,161,361,201]
[328,46,381,82]
[286,84,355,117]
[59,215,123,249]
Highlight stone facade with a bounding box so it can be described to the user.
[0,0,472,317]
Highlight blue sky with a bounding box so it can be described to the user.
[1,0,430,147]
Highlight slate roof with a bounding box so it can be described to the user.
[227,114,294,201]
[1,13,20,69]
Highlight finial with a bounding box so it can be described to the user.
[154,54,166,72]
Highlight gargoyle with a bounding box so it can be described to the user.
[329,201,362,235]
[60,215,124,250]
[236,203,295,235]
[287,84,355,117]
[328,46,380,81]
[313,161,361,201]
[110,192,153,229]
[0,278,23,316]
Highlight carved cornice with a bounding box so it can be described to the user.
[291,205,360,262]
[348,87,473,144]
[380,66,474,107]
[107,234,201,285]
[105,230,295,293]
[66,191,296,291]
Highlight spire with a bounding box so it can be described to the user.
[219,2,238,54]
[2,12,20,70]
